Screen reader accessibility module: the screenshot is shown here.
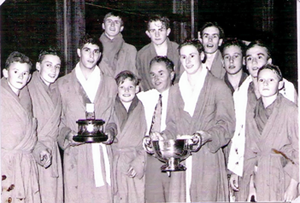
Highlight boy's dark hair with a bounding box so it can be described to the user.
[200,22,225,39]
[5,51,32,71]
[147,14,170,30]
[38,47,61,63]
[103,11,124,26]
[221,38,246,56]
[258,63,283,81]
[178,39,207,63]
[78,34,103,53]
[115,70,140,86]
[245,40,271,59]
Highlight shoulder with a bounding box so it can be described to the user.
[137,43,151,56]
[123,42,137,51]
[168,40,179,48]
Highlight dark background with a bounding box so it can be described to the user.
[1,0,297,87]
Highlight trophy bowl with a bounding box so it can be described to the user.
[143,134,202,172]
[73,119,107,143]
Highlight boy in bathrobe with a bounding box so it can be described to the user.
[112,70,147,203]
[57,34,117,203]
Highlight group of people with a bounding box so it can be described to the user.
[1,11,299,203]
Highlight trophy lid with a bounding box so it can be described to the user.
[76,119,105,125]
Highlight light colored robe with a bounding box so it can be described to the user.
[236,94,299,202]
[28,71,63,203]
[164,72,235,202]
[57,69,117,203]
[1,78,40,203]
[112,96,147,203]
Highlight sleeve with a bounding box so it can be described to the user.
[205,82,236,153]
[283,106,299,182]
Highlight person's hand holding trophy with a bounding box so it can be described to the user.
[72,103,114,144]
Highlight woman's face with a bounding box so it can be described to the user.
[179,45,203,75]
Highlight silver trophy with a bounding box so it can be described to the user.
[143,134,202,172]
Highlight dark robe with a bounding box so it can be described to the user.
[1,78,40,203]
[164,72,235,202]
[136,38,181,91]
[57,68,117,203]
[112,96,147,203]
[28,71,63,203]
[236,94,299,202]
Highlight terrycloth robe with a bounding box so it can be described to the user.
[207,50,226,80]
[1,78,40,203]
[57,69,117,203]
[136,38,182,91]
[112,96,147,203]
[236,94,299,202]
[28,71,63,203]
[99,33,138,78]
[164,72,235,202]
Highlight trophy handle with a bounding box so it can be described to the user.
[143,136,155,155]
[190,133,202,152]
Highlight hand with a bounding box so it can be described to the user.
[39,148,52,168]
[284,178,298,202]
[229,173,239,192]
[67,131,84,147]
[126,166,137,178]
[196,130,212,145]
[103,130,114,145]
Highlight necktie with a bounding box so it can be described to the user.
[149,94,162,133]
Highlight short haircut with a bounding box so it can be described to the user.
[5,51,32,71]
[147,14,170,30]
[103,11,124,26]
[38,47,61,63]
[221,38,246,56]
[258,63,283,81]
[78,34,103,53]
[150,56,175,73]
[200,22,225,39]
[245,40,271,59]
[115,70,140,86]
[178,39,207,63]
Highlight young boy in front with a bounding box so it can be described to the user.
[231,64,299,202]
[1,51,49,203]
[136,14,181,91]
[112,70,147,203]
[28,47,63,203]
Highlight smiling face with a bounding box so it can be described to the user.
[179,45,204,75]
[257,68,280,98]
[36,54,61,86]
[117,78,139,103]
[223,45,243,75]
[150,61,174,93]
[146,20,171,46]
[3,62,31,94]
[77,43,101,70]
[201,26,223,54]
[102,15,124,39]
[245,45,271,78]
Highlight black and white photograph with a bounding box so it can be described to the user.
[1,0,299,202]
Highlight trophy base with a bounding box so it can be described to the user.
[73,135,108,143]
[161,163,186,172]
